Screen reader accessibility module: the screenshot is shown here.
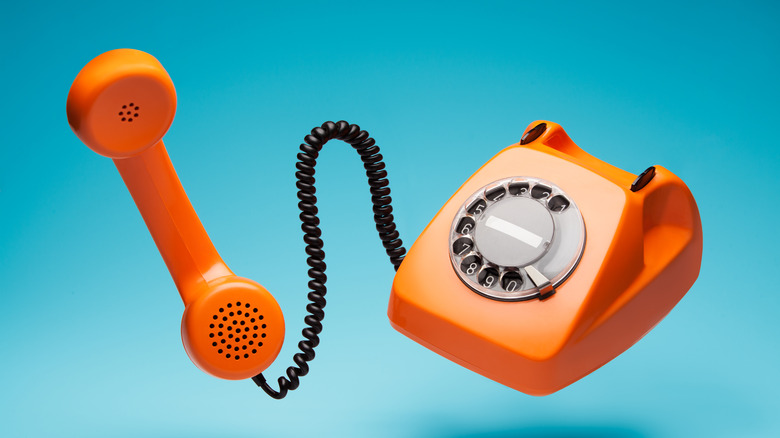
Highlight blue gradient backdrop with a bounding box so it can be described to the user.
[1,1,779,437]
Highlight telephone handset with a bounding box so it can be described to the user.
[67,49,702,399]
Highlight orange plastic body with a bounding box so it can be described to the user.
[388,121,702,395]
[67,49,284,380]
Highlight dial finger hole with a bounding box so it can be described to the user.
[486,186,506,202]
[460,255,482,276]
[508,182,529,196]
[467,199,487,215]
[501,271,524,292]
[452,237,474,257]
[548,195,570,212]
[456,216,475,234]
[531,184,552,199]
[478,267,499,288]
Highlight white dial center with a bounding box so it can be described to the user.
[485,215,544,248]
[474,197,554,266]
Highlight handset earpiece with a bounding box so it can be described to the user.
[67,49,284,380]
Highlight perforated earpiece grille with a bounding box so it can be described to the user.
[209,301,267,361]
[118,102,140,122]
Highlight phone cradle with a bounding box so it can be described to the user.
[388,121,703,396]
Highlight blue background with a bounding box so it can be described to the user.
[1,1,778,437]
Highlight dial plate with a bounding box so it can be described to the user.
[449,177,586,301]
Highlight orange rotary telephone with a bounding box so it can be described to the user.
[67,49,702,399]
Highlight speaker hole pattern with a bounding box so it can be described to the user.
[118,102,140,122]
[209,301,265,360]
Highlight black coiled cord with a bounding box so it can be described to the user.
[251,121,406,399]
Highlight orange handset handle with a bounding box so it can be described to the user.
[114,140,233,305]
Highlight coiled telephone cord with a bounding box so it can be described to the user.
[252,121,407,399]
